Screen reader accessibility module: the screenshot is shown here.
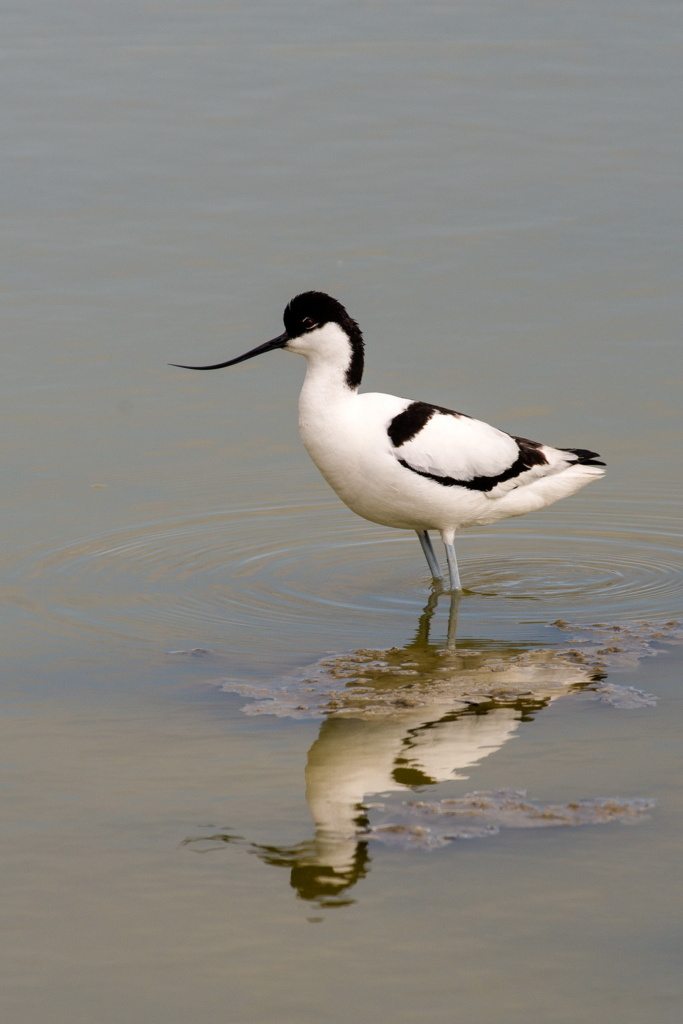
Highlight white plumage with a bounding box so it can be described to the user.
[172,291,605,591]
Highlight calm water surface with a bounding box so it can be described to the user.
[3,2,682,1022]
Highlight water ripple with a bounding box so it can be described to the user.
[3,495,682,655]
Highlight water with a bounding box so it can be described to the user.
[3,1,682,1021]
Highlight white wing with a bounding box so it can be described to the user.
[387,402,579,499]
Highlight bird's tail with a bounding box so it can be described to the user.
[560,447,606,468]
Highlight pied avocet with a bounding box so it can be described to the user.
[172,291,605,591]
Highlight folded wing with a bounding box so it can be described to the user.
[387,401,601,499]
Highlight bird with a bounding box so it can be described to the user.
[171,291,605,591]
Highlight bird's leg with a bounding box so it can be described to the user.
[441,530,462,592]
[416,530,443,582]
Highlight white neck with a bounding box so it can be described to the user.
[297,353,357,445]
[287,322,358,417]
[287,323,359,476]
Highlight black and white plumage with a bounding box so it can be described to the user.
[172,291,605,591]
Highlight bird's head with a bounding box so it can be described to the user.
[170,291,364,390]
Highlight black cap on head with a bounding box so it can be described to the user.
[283,291,351,338]
[283,291,365,389]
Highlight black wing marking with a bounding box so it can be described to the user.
[387,401,468,448]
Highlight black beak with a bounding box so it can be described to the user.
[169,331,289,370]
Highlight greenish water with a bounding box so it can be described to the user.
[2,2,682,1021]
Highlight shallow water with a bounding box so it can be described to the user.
[3,1,683,1022]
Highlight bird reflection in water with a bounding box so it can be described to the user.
[183,595,651,908]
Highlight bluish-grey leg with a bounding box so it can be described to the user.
[416,530,443,582]
[444,540,462,593]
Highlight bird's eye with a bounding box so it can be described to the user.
[302,317,317,331]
